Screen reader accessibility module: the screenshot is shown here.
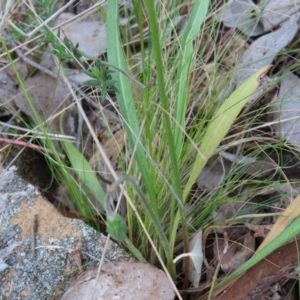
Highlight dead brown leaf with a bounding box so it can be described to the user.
[236,17,298,87]
[215,238,300,300]
[55,13,107,58]
[259,0,300,31]
[268,73,300,149]
[219,0,264,37]
[213,232,255,275]
[13,74,76,135]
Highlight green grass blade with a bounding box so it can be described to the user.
[106,213,127,241]
[183,65,272,201]
[144,0,186,272]
[106,0,158,211]
[144,0,182,200]
[174,0,209,158]
[108,175,173,260]
[63,141,105,207]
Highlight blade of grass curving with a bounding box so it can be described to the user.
[106,0,158,214]
[183,65,272,202]
[5,39,101,221]
[2,39,46,135]
[174,0,209,158]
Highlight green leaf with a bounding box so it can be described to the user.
[83,79,103,87]
[83,70,96,78]
[91,67,103,79]
[183,65,272,202]
[63,141,105,208]
[107,213,127,241]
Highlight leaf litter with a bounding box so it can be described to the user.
[218,0,265,37]
[1,0,300,299]
[54,12,107,58]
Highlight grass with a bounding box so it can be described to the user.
[2,0,300,299]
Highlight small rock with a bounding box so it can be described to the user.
[61,261,175,300]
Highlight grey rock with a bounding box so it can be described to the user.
[0,167,131,300]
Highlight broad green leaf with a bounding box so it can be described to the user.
[183,65,272,202]
[107,213,127,241]
[63,141,105,207]
[63,147,128,242]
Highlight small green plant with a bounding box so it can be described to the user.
[39,28,83,63]
[83,60,118,100]
[40,28,119,99]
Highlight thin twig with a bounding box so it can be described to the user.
[0,137,65,158]
[91,236,110,300]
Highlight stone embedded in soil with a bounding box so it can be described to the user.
[0,167,131,300]
[61,261,175,300]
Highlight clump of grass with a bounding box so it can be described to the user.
[2,1,300,299]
